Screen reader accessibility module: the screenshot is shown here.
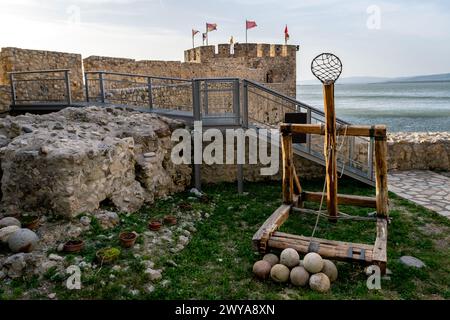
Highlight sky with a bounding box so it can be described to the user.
[1,0,450,81]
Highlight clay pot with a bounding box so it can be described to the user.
[21,215,41,230]
[119,232,137,248]
[148,220,162,231]
[63,240,85,253]
[178,202,193,211]
[164,215,177,226]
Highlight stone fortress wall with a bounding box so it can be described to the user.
[0,45,448,184]
[0,47,85,107]
[0,44,297,113]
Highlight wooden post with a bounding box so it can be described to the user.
[375,137,389,217]
[282,131,294,205]
[323,84,338,220]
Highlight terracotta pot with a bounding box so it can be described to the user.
[148,221,162,231]
[164,215,177,226]
[119,232,137,248]
[178,202,193,211]
[21,216,41,230]
[63,240,85,253]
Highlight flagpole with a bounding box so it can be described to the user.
[245,20,248,44]
[206,23,208,46]
[192,33,195,49]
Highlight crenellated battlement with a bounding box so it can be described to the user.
[184,43,299,63]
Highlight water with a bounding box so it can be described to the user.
[297,81,450,132]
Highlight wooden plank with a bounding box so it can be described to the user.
[323,84,338,221]
[293,167,302,195]
[280,123,387,138]
[373,218,388,274]
[252,205,291,252]
[273,232,374,251]
[281,133,294,204]
[267,234,374,264]
[375,138,389,217]
[302,192,377,208]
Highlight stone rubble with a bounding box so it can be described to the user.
[0,106,192,219]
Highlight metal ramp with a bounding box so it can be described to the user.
[8,70,376,188]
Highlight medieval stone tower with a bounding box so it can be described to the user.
[184,43,299,97]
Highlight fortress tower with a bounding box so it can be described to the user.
[184,43,299,97]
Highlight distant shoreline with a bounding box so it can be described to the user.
[298,80,450,86]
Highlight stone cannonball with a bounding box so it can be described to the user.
[309,273,331,293]
[253,260,272,280]
[8,229,39,253]
[303,252,324,274]
[280,248,300,268]
[263,253,279,267]
[270,264,290,283]
[0,217,21,228]
[321,259,338,282]
[290,266,310,287]
[0,226,20,243]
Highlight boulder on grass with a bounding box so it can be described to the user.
[0,217,21,228]
[8,229,39,253]
[0,226,21,243]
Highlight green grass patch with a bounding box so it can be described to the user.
[1,178,448,300]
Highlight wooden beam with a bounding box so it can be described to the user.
[323,84,338,221]
[280,123,387,138]
[268,232,374,264]
[281,132,294,205]
[375,138,389,217]
[252,205,291,253]
[373,218,388,274]
[302,192,377,208]
[293,167,302,195]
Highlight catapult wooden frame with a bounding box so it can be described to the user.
[252,116,389,273]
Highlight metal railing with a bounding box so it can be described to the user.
[6,68,375,186]
[84,71,193,111]
[8,69,72,106]
[242,79,375,185]
[84,72,243,127]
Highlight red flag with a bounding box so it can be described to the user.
[206,23,217,32]
[284,25,290,42]
[246,20,257,30]
[192,29,199,37]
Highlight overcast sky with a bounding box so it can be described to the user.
[1,0,449,81]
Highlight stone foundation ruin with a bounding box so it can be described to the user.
[0,107,191,218]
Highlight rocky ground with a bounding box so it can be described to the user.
[0,188,212,299]
[0,106,196,296]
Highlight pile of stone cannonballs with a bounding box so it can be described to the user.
[252,248,338,293]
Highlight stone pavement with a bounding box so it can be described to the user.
[388,170,450,218]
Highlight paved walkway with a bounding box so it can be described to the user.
[388,170,450,218]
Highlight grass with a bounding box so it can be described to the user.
[1,178,449,300]
[149,179,450,300]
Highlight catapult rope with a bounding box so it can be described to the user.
[309,124,368,243]
[294,207,378,222]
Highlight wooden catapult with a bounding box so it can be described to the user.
[253,53,389,273]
